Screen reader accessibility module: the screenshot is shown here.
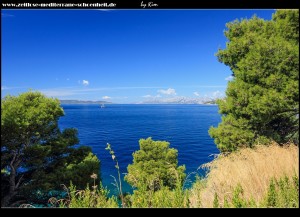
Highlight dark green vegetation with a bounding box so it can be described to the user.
[125,138,186,191]
[124,138,187,207]
[58,138,190,208]
[1,91,100,207]
[209,9,299,152]
[55,146,298,208]
[211,175,299,208]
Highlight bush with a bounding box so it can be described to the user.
[125,138,186,191]
[210,175,299,208]
[262,175,299,208]
[129,182,189,208]
[57,183,118,208]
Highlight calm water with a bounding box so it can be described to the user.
[59,104,221,195]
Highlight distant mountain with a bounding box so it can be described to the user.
[203,99,218,105]
[138,97,219,105]
[60,100,112,104]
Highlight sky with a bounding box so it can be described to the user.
[1,9,275,103]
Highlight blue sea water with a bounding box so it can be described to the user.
[59,104,221,195]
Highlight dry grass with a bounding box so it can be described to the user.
[189,143,299,207]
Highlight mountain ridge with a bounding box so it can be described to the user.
[59,100,112,104]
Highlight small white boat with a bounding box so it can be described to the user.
[101,104,105,108]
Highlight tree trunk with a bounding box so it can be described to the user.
[1,171,17,207]
[1,193,14,208]
[1,155,18,207]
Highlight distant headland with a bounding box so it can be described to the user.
[59,100,112,104]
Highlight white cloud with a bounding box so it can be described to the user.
[102,96,111,100]
[158,88,176,95]
[155,94,161,98]
[225,75,234,81]
[143,95,152,98]
[193,91,200,97]
[82,80,89,86]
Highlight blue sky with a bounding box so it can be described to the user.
[2,9,274,103]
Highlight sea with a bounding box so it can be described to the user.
[59,104,221,196]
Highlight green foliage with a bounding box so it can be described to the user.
[65,152,100,186]
[129,183,189,208]
[266,178,277,207]
[125,137,186,191]
[189,175,206,207]
[247,197,258,208]
[263,175,299,208]
[123,138,187,208]
[58,183,118,208]
[209,10,299,152]
[218,175,299,208]
[1,91,100,206]
[213,192,219,208]
[22,138,100,196]
[213,185,250,208]
[223,196,230,208]
[231,184,247,208]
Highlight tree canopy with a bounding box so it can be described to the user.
[1,91,100,207]
[209,10,299,152]
[124,137,186,191]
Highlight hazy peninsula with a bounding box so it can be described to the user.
[59,100,112,104]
